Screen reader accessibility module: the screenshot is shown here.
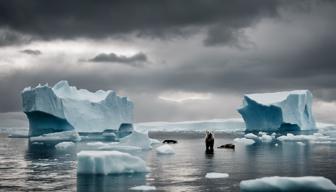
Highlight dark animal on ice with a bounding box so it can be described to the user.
[163,140,178,144]
[217,144,235,150]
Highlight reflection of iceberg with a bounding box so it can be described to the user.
[238,90,316,132]
[22,81,133,137]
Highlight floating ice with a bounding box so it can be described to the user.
[119,130,152,150]
[233,138,255,145]
[277,133,335,143]
[240,176,336,192]
[205,172,229,179]
[129,185,156,191]
[55,141,75,150]
[259,134,273,143]
[22,80,133,136]
[238,90,316,132]
[77,150,149,174]
[244,133,258,140]
[156,144,175,155]
[30,130,81,142]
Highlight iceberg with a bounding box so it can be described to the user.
[238,90,316,132]
[77,150,149,174]
[22,81,133,136]
[240,176,336,192]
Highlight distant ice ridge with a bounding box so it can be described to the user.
[77,150,149,174]
[238,90,316,132]
[136,118,245,132]
[22,80,133,136]
[240,176,336,192]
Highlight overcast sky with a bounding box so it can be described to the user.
[0,0,336,123]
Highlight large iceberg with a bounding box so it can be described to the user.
[22,81,133,136]
[238,90,316,132]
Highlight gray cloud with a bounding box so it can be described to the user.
[0,0,336,122]
[0,28,32,46]
[20,49,42,56]
[89,52,147,67]
[0,0,280,47]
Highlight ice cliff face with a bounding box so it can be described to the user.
[238,90,316,132]
[22,81,133,136]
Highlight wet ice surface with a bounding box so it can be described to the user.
[0,131,336,192]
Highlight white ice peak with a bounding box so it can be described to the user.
[245,90,309,106]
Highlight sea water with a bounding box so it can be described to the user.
[0,131,336,192]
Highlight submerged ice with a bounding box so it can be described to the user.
[238,90,316,132]
[22,81,133,136]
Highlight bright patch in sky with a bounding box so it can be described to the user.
[158,91,212,103]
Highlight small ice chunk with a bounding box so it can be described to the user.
[244,133,258,140]
[156,144,175,155]
[234,138,255,145]
[240,176,336,192]
[129,185,156,191]
[275,143,279,147]
[259,134,273,143]
[205,172,229,179]
[77,150,150,174]
[55,142,75,150]
[297,142,306,146]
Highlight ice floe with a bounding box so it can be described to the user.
[240,176,336,192]
[77,150,149,174]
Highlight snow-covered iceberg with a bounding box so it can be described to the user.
[77,150,149,174]
[238,90,316,132]
[22,81,133,136]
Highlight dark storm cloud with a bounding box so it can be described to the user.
[89,52,147,67]
[0,28,32,46]
[1,0,336,122]
[0,0,279,46]
[20,49,42,56]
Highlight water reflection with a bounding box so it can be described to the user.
[77,174,147,192]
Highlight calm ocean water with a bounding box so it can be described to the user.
[0,131,336,192]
